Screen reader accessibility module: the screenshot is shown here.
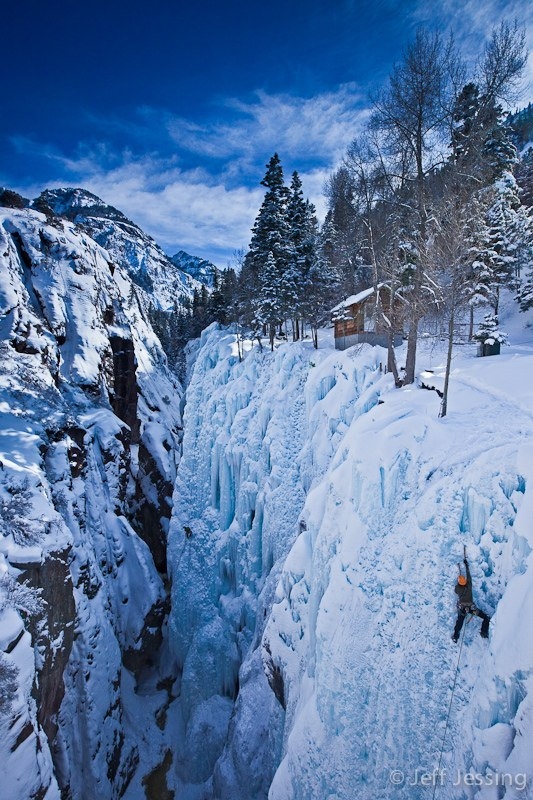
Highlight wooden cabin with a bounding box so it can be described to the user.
[332,284,403,351]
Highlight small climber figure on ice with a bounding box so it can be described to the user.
[452,551,490,642]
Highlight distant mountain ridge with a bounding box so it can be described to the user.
[170,249,216,288]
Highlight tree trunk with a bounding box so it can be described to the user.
[403,152,426,385]
[387,330,402,387]
[440,306,455,418]
[404,318,418,384]
[236,324,243,362]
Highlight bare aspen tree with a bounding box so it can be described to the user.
[344,135,406,385]
[435,22,527,415]
[371,29,457,384]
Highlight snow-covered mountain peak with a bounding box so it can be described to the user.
[36,187,201,311]
[37,187,132,223]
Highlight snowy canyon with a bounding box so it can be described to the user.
[1,197,533,800]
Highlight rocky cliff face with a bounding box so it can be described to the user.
[0,203,184,799]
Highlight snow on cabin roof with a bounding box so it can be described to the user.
[331,285,381,314]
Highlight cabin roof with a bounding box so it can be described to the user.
[331,284,384,315]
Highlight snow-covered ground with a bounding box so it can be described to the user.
[169,296,533,799]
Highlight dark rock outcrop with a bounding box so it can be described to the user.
[109,335,140,444]
[15,547,76,744]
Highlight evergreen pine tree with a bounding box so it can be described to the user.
[473,312,508,345]
[254,251,284,349]
[484,171,532,308]
[518,266,533,312]
[209,267,227,324]
[243,154,293,337]
[304,245,341,348]
[451,82,483,166]
[286,173,326,337]
[283,171,306,332]
[516,146,533,208]
[483,121,518,180]
[507,102,533,150]
[246,154,291,280]
[464,192,500,313]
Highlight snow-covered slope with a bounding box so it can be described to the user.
[0,205,183,799]
[38,188,199,310]
[169,315,533,799]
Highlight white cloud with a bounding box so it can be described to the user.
[8,85,369,265]
[8,148,262,266]
[166,85,369,171]
[79,158,265,265]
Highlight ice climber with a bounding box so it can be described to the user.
[452,557,490,642]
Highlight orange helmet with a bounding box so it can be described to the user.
[457,575,467,586]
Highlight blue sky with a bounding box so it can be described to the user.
[2,0,532,266]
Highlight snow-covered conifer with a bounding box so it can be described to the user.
[254,251,284,349]
[473,311,508,345]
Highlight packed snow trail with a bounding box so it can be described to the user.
[168,322,533,800]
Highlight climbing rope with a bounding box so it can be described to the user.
[431,618,468,800]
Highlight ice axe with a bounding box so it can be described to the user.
[457,545,467,577]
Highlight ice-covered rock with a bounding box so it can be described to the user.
[168,327,389,797]
[170,322,533,800]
